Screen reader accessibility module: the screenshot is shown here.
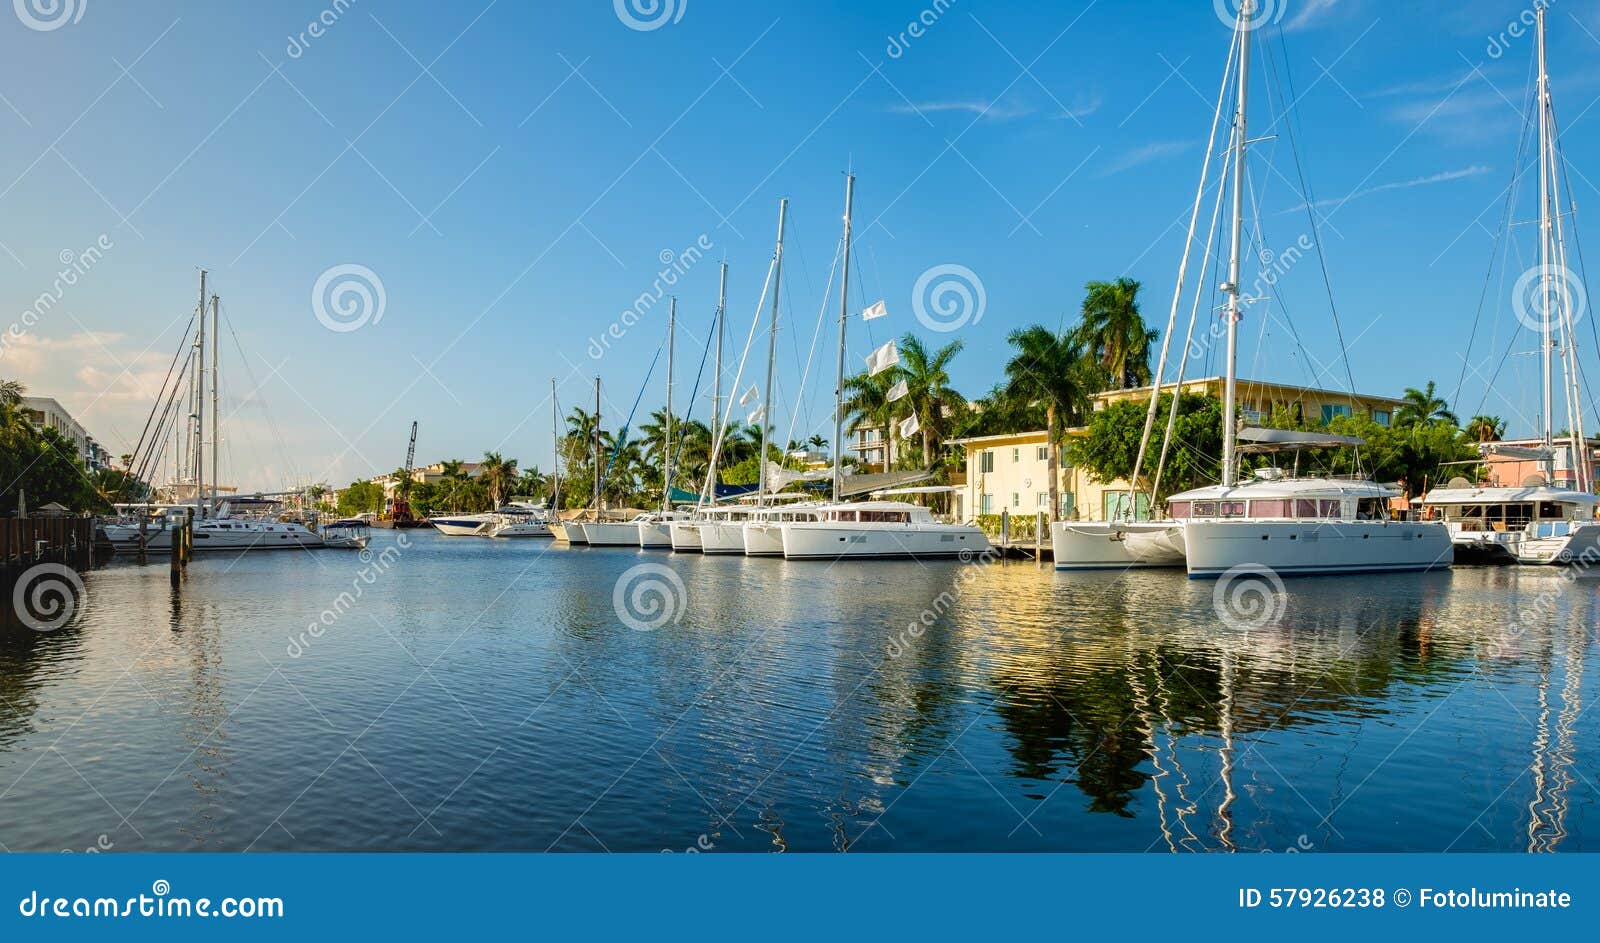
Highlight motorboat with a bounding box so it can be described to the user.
[485,502,553,538]
[429,513,496,536]
[319,518,372,550]
[103,503,326,552]
[1422,480,1600,565]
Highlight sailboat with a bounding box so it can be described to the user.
[638,298,691,547]
[1421,6,1599,567]
[550,378,602,544]
[778,173,991,560]
[103,272,327,552]
[671,264,728,553]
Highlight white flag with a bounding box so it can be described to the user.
[886,379,909,403]
[746,406,765,426]
[738,385,759,407]
[861,299,888,321]
[899,413,920,438]
[865,339,899,376]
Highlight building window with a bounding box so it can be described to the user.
[1321,403,1352,424]
[1012,448,1020,463]
[1036,445,1048,461]
[1011,492,1020,508]
[1060,492,1075,518]
[980,450,994,473]
[1036,492,1049,509]
[1373,410,1391,427]
[980,493,993,514]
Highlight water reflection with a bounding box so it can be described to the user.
[0,537,1596,852]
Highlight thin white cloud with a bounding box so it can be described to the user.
[1097,140,1192,177]
[887,99,1034,121]
[1284,0,1341,32]
[1056,91,1103,121]
[1286,165,1492,212]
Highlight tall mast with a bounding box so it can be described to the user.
[708,263,727,506]
[551,379,560,511]
[662,297,676,512]
[833,173,855,503]
[210,294,219,514]
[194,270,207,516]
[1220,5,1251,488]
[757,198,787,506]
[1537,4,1554,450]
[593,378,602,514]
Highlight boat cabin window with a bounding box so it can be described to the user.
[859,510,911,523]
[1167,501,1191,519]
[1539,502,1568,520]
[826,510,858,522]
[1249,499,1290,518]
[1192,501,1217,517]
[1219,501,1246,518]
[1356,498,1387,520]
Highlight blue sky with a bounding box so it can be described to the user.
[4,0,1600,490]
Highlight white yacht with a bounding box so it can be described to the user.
[319,518,372,550]
[1422,480,1600,565]
[485,503,553,538]
[638,509,691,548]
[744,500,822,556]
[549,519,589,544]
[669,513,705,552]
[780,498,990,560]
[104,504,326,552]
[429,513,496,536]
[1052,520,1186,570]
[1171,470,1451,578]
[699,505,756,555]
[583,516,649,546]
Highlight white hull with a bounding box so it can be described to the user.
[104,521,325,551]
[1051,521,1186,570]
[489,521,552,538]
[638,521,674,548]
[669,521,703,552]
[1514,523,1600,565]
[550,522,588,544]
[780,522,990,560]
[741,521,785,556]
[430,516,493,536]
[584,522,644,546]
[1181,519,1452,578]
[699,522,746,554]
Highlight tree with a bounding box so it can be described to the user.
[478,451,518,507]
[1004,326,1094,520]
[1396,381,1457,427]
[807,433,827,454]
[1464,415,1506,444]
[337,479,385,516]
[1067,393,1223,506]
[842,369,896,469]
[0,377,24,407]
[1072,278,1157,389]
[895,333,967,468]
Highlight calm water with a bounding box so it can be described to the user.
[1,529,1597,853]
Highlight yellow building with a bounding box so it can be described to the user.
[953,377,1406,522]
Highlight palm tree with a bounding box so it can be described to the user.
[1005,325,1093,521]
[1464,415,1506,444]
[842,369,896,469]
[1072,278,1157,389]
[896,333,966,468]
[1396,381,1458,427]
[807,433,827,453]
[0,378,24,407]
[478,451,518,506]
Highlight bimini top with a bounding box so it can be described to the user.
[1168,474,1400,503]
[1420,485,1600,508]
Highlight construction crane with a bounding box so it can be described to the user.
[380,421,422,527]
